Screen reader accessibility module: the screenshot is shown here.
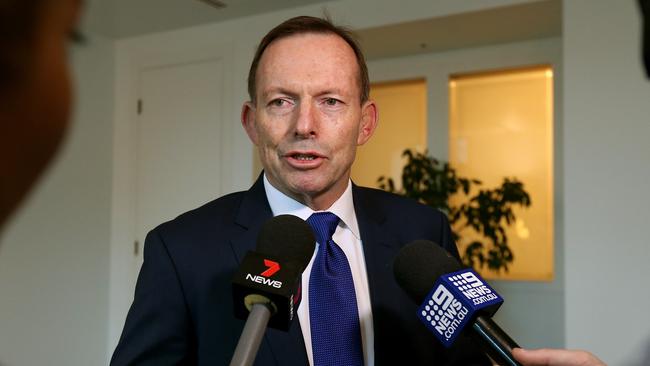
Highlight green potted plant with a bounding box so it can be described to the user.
[378,149,531,273]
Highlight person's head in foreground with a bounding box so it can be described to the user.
[0,0,82,230]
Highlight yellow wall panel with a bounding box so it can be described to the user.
[352,80,427,189]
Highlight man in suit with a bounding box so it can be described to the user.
[111,16,489,365]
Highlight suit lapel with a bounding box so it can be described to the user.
[230,174,272,264]
[352,185,403,363]
[352,185,401,306]
[229,174,308,365]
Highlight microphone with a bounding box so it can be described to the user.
[394,240,521,366]
[230,214,315,366]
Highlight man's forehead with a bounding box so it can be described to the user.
[259,84,351,99]
[255,32,361,94]
[260,32,355,62]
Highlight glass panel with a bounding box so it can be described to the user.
[449,66,554,281]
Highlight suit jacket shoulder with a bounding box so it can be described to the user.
[111,182,278,366]
[352,185,460,259]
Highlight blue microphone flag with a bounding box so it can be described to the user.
[417,268,503,347]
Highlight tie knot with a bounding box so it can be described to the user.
[307,212,340,244]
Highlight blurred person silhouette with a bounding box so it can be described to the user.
[0,0,83,232]
[642,0,650,78]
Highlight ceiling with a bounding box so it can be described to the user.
[83,0,333,39]
[358,0,561,60]
[83,0,561,60]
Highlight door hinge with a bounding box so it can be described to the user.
[134,240,140,256]
[137,99,143,115]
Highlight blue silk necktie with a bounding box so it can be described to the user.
[307,212,364,366]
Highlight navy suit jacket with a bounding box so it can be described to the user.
[111,176,490,365]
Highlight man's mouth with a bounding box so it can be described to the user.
[292,153,317,161]
[285,151,325,168]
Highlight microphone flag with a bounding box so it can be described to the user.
[232,250,303,331]
[417,268,502,347]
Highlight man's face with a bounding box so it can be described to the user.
[242,33,377,210]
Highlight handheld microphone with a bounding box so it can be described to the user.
[230,215,315,366]
[394,240,521,366]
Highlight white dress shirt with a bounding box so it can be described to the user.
[263,174,375,366]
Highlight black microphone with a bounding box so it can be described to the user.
[230,215,315,366]
[394,240,522,366]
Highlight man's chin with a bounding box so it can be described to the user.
[287,183,326,200]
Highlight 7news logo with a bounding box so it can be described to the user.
[246,259,283,288]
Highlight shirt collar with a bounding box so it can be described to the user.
[263,173,360,239]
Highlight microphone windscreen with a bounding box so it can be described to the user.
[393,240,463,304]
[256,214,315,270]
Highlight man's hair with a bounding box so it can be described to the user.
[247,15,370,104]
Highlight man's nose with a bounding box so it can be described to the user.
[294,101,317,138]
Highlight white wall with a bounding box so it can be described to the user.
[563,1,650,364]
[0,34,115,366]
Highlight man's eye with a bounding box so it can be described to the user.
[324,98,340,106]
[270,99,288,107]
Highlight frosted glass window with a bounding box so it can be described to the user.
[352,79,427,188]
[449,66,554,281]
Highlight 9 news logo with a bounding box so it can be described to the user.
[418,269,503,347]
[245,259,283,288]
[449,271,498,306]
[420,285,469,343]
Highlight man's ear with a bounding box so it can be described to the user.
[241,102,259,145]
[357,100,378,146]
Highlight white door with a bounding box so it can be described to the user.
[134,59,226,270]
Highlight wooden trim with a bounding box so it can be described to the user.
[370,78,426,89]
[450,64,552,81]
